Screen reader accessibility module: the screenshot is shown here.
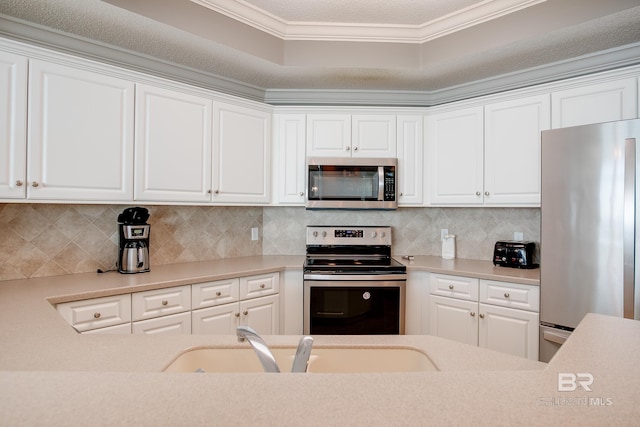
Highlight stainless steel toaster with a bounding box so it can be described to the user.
[493,241,539,269]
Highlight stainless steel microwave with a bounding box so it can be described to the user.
[306,157,398,209]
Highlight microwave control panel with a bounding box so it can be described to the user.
[384,166,396,201]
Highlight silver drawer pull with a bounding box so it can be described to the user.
[243,310,248,316]
[448,284,454,290]
[260,284,266,289]
[479,313,485,319]
[504,292,510,298]
[235,312,240,318]
[470,312,476,317]
[215,291,222,297]
[93,312,101,319]
[15,180,23,187]
[161,300,168,306]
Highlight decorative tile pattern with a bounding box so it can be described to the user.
[263,206,540,260]
[0,204,262,281]
[0,203,539,282]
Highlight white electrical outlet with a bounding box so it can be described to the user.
[441,229,448,241]
[514,231,524,241]
[251,227,259,241]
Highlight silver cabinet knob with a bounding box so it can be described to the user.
[15,180,23,187]
[161,300,168,306]
[93,312,101,319]
[207,189,212,194]
[215,291,222,297]
[299,192,304,196]
[479,313,485,319]
[260,284,266,289]
[235,312,240,318]
[242,310,248,316]
[345,146,351,151]
[448,284,454,290]
[31,182,39,188]
[475,191,481,196]
[353,146,358,151]
[504,292,510,298]
[485,191,490,196]
[470,312,476,317]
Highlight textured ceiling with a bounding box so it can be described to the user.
[1,0,640,104]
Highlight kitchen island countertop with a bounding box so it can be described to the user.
[2,256,638,426]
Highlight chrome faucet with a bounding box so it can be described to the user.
[236,326,314,373]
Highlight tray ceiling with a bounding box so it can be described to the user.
[1,0,640,104]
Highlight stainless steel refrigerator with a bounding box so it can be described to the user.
[540,119,640,362]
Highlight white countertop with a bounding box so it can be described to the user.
[1,256,638,425]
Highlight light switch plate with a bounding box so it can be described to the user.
[251,227,259,241]
[514,231,524,241]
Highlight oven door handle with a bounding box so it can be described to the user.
[303,273,407,281]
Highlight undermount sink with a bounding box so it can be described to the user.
[163,346,438,373]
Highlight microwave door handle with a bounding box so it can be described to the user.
[377,166,384,201]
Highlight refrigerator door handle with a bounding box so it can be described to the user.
[623,138,636,319]
[542,329,570,345]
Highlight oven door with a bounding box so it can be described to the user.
[304,279,405,335]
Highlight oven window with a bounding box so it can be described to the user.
[308,166,379,200]
[308,286,400,334]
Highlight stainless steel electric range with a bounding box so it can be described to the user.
[303,226,407,335]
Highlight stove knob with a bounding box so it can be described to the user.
[313,231,318,237]
[380,231,386,238]
[371,231,377,238]
[322,231,327,237]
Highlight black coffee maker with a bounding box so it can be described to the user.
[117,207,150,274]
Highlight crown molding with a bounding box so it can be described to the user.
[191,0,547,43]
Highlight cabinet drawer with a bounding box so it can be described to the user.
[240,273,279,300]
[429,274,479,301]
[57,294,131,332]
[192,278,240,309]
[479,280,539,312]
[132,285,191,321]
[81,322,131,335]
[132,312,191,335]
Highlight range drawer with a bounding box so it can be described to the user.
[479,280,539,312]
[132,285,191,321]
[429,273,479,301]
[192,278,240,309]
[57,294,131,332]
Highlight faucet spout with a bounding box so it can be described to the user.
[236,326,280,373]
[291,335,314,373]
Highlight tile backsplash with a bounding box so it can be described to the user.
[0,203,539,281]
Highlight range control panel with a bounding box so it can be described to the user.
[306,226,392,246]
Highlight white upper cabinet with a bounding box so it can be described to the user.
[306,114,351,157]
[351,114,397,157]
[484,94,550,206]
[273,114,306,204]
[551,77,637,128]
[306,113,396,158]
[396,115,423,205]
[213,102,271,204]
[134,83,212,203]
[28,59,134,200]
[0,51,27,199]
[426,106,484,205]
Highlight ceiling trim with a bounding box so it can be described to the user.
[191,0,547,43]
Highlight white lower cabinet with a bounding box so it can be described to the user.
[132,312,191,335]
[57,294,132,333]
[428,274,539,360]
[191,272,280,336]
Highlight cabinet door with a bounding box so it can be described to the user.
[484,94,550,205]
[428,295,478,346]
[281,269,303,335]
[406,271,429,334]
[396,115,424,205]
[551,77,637,128]
[306,114,351,157]
[351,114,396,157]
[134,84,212,202]
[0,51,27,199]
[132,312,191,335]
[213,102,271,203]
[192,303,239,334]
[479,303,539,360]
[241,294,280,335]
[426,107,484,205]
[273,114,306,204]
[28,59,134,200]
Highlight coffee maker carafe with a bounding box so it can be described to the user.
[117,207,150,274]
